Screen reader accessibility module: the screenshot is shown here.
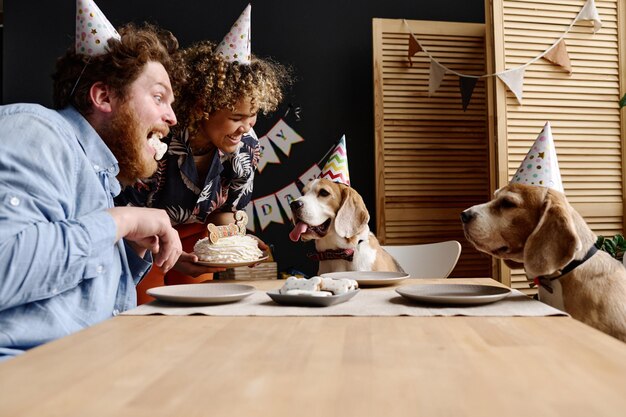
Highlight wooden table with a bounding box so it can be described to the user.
[1,278,626,417]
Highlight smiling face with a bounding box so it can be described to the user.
[289,179,344,242]
[196,97,258,154]
[100,61,176,184]
[460,184,548,262]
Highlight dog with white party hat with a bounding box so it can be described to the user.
[462,122,626,342]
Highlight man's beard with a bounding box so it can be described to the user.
[98,102,158,186]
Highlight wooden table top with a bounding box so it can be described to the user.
[1,278,625,417]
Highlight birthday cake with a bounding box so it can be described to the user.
[194,234,263,263]
[193,211,263,263]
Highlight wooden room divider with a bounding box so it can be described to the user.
[372,19,495,279]
[373,0,625,288]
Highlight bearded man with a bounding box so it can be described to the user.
[0,2,183,360]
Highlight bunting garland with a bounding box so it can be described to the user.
[404,0,602,109]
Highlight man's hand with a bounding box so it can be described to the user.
[107,207,183,272]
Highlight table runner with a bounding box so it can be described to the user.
[122,288,566,317]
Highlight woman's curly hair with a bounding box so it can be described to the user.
[174,40,291,132]
[52,23,185,115]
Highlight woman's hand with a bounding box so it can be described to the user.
[172,251,226,277]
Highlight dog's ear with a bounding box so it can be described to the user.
[524,190,580,277]
[503,259,525,270]
[335,187,370,239]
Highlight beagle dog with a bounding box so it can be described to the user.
[289,178,403,274]
[461,183,626,342]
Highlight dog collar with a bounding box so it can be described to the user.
[307,248,355,262]
[531,245,598,293]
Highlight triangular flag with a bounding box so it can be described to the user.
[543,40,572,73]
[459,76,478,111]
[429,60,446,96]
[275,182,303,221]
[257,136,280,173]
[265,119,304,156]
[254,194,284,231]
[299,164,322,187]
[407,34,422,66]
[243,203,256,233]
[319,135,350,186]
[497,67,525,105]
[216,4,251,64]
[577,0,602,33]
[75,0,120,56]
[510,122,564,193]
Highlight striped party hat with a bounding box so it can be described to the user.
[320,135,350,186]
[510,122,564,193]
[216,4,251,64]
[75,0,120,56]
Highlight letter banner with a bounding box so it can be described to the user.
[275,182,302,221]
[298,164,322,188]
[265,118,304,156]
[253,194,284,231]
[257,135,281,173]
[243,203,256,233]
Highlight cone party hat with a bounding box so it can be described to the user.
[216,4,251,64]
[510,122,564,193]
[75,0,120,56]
[319,135,350,186]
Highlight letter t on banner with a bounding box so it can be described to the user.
[253,194,284,231]
[275,182,302,221]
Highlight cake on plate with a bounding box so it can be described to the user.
[193,211,263,263]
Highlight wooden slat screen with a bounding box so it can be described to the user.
[488,0,626,292]
[372,19,494,278]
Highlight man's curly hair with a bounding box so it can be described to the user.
[52,23,185,115]
[174,40,291,132]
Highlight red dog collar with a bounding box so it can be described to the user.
[307,249,355,262]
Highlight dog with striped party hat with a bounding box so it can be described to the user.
[289,136,403,274]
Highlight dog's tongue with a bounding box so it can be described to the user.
[289,222,309,242]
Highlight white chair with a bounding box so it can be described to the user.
[382,240,462,278]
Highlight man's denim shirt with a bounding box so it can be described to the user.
[0,104,151,360]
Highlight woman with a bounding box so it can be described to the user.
[116,40,290,303]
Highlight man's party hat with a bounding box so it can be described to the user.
[216,4,251,64]
[75,0,120,56]
[510,122,564,193]
[319,135,350,186]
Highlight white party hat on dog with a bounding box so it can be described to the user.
[75,0,120,56]
[319,135,351,186]
[510,122,564,193]
[216,4,251,64]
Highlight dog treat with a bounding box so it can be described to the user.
[320,277,358,294]
[193,211,263,263]
[147,133,167,160]
[279,276,322,294]
[279,276,358,296]
[284,289,332,297]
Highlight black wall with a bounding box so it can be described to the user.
[2,0,484,276]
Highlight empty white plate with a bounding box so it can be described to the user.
[147,283,256,305]
[396,284,511,306]
[320,271,410,286]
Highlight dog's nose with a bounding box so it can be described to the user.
[460,210,474,224]
[290,199,304,213]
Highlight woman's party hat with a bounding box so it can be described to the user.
[510,122,564,193]
[216,4,251,64]
[75,0,120,56]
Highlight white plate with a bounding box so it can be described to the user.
[395,284,511,306]
[194,254,269,268]
[147,283,256,305]
[266,289,360,307]
[320,271,410,286]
